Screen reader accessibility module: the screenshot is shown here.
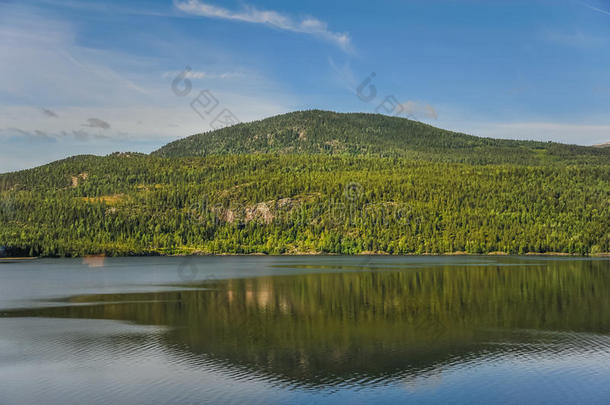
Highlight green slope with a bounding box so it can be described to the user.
[1,152,609,257]
[1,110,610,257]
[153,110,610,165]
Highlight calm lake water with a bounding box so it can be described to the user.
[1,256,609,404]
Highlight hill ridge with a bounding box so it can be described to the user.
[152,110,610,166]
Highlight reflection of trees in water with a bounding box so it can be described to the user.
[3,260,610,388]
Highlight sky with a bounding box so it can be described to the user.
[1,0,610,172]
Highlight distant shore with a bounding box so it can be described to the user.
[1,252,609,260]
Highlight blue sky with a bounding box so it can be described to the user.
[1,0,610,171]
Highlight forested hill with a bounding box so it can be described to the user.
[1,152,609,257]
[1,110,609,257]
[153,110,610,165]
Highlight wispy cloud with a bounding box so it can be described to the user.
[6,128,56,142]
[83,118,111,129]
[162,70,243,80]
[69,129,111,141]
[174,0,351,52]
[41,108,58,118]
[0,4,295,172]
[71,129,91,141]
[543,30,607,48]
[579,1,610,17]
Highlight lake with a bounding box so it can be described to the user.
[1,256,609,404]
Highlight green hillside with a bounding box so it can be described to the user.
[1,110,609,257]
[153,110,610,165]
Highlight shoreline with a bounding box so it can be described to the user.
[1,252,609,260]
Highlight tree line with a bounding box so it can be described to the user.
[1,153,608,256]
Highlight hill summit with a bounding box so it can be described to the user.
[152,110,610,165]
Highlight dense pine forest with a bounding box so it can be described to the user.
[0,110,609,257]
[155,110,610,165]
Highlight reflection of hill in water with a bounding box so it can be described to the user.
[4,261,610,388]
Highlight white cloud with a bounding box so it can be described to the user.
[0,17,151,107]
[162,70,243,80]
[0,5,296,172]
[580,1,610,17]
[174,0,352,52]
[0,88,293,172]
